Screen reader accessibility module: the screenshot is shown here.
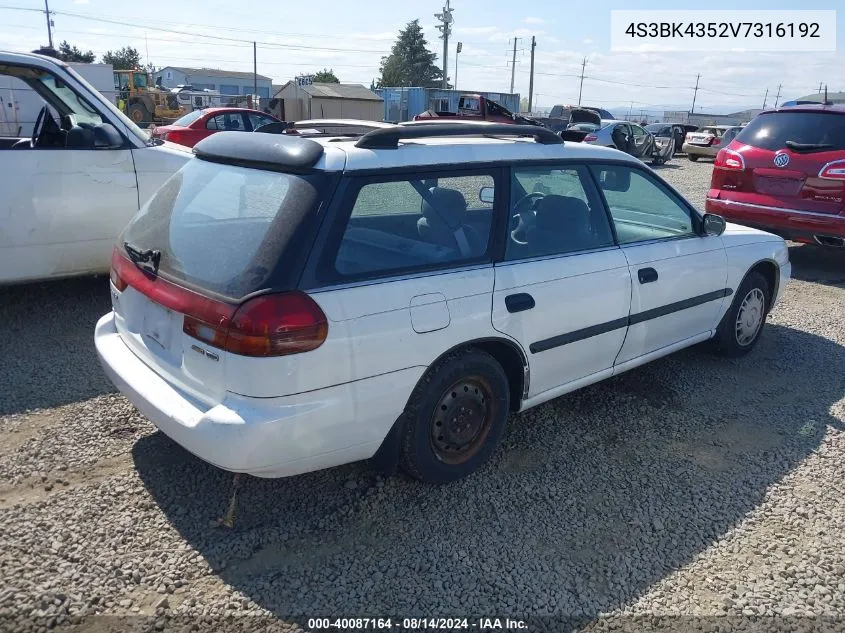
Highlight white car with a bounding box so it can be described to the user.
[0,51,191,284]
[95,123,791,484]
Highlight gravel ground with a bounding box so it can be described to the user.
[2,159,845,633]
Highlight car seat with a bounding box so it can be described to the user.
[524,195,594,256]
[417,187,486,257]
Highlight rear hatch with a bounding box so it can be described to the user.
[711,110,845,215]
[110,156,329,404]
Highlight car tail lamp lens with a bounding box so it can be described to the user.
[584,134,597,142]
[224,293,328,357]
[184,292,328,357]
[110,247,128,291]
[819,160,845,180]
[714,149,745,171]
[711,138,721,146]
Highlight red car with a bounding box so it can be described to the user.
[150,108,281,148]
[705,104,845,247]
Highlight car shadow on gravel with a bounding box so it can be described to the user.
[0,276,116,416]
[132,322,844,626]
[787,244,845,287]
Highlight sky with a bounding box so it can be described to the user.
[1,0,843,116]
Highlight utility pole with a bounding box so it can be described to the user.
[253,42,258,106]
[626,101,633,119]
[455,41,462,91]
[509,37,518,94]
[818,81,823,94]
[762,88,768,110]
[528,36,536,113]
[773,83,782,108]
[577,57,587,105]
[690,73,701,115]
[43,0,53,49]
[435,1,453,89]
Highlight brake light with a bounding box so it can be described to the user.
[584,134,597,142]
[819,159,845,180]
[110,248,128,291]
[112,249,327,357]
[184,293,327,357]
[710,137,721,146]
[714,148,745,171]
[685,133,692,141]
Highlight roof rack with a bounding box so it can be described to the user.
[354,123,563,149]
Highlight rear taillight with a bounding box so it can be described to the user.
[710,138,721,146]
[714,148,745,171]
[819,159,845,180]
[110,247,128,291]
[584,134,597,142]
[112,249,327,357]
[184,293,327,357]
[685,133,692,141]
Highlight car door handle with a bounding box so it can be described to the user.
[505,293,535,313]
[638,267,659,284]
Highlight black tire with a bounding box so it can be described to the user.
[713,271,770,357]
[399,349,510,484]
[688,154,699,161]
[127,103,151,125]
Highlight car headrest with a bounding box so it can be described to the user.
[421,187,468,230]
[534,195,591,233]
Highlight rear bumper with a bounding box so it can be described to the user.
[95,312,422,478]
[706,197,845,241]
[683,143,718,157]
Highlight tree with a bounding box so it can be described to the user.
[377,19,442,88]
[102,47,142,70]
[313,68,339,83]
[57,40,95,63]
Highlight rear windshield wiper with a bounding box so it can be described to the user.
[784,140,834,153]
[124,242,161,275]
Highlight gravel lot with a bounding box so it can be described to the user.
[2,157,845,633]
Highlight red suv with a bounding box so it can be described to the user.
[705,105,845,247]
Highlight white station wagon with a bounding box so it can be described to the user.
[95,123,791,484]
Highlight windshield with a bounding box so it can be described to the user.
[120,160,327,299]
[735,111,845,151]
[172,110,204,127]
[133,72,148,88]
[35,71,103,125]
[62,64,150,143]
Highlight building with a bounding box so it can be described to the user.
[376,87,520,122]
[272,82,383,121]
[154,66,272,99]
[663,108,762,127]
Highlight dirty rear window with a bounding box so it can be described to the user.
[121,159,326,300]
[735,111,845,151]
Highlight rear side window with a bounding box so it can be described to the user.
[328,172,496,280]
[121,160,326,299]
[736,112,845,151]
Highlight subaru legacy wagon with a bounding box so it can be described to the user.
[96,123,791,484]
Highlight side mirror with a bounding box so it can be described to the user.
[93,123,124,149]
[479,186,495,204]
[702,213,726,237]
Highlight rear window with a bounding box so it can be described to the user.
[172,110,204,127]
[121,159,326,300]
[735,111,845,151]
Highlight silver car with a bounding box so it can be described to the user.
[581,119,674,165]
[682,125,743,161]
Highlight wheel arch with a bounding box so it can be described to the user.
[370,336,528,476]
[741,258,780,311]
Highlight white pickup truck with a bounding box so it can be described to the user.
[0,50,191,284]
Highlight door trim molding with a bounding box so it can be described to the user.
[529,288,733,354]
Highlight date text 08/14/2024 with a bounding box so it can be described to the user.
[306,618,528,630]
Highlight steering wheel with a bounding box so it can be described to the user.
[510,191,545,245]
[30,105,51,148]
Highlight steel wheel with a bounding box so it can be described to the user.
[735,288,765,346]
[430,377,494,465]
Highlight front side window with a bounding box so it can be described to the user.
[247,113,276,130]
[590,165,695,244]
[507,166,614,260]
[329,172,496,279]
[631,124,646,138]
